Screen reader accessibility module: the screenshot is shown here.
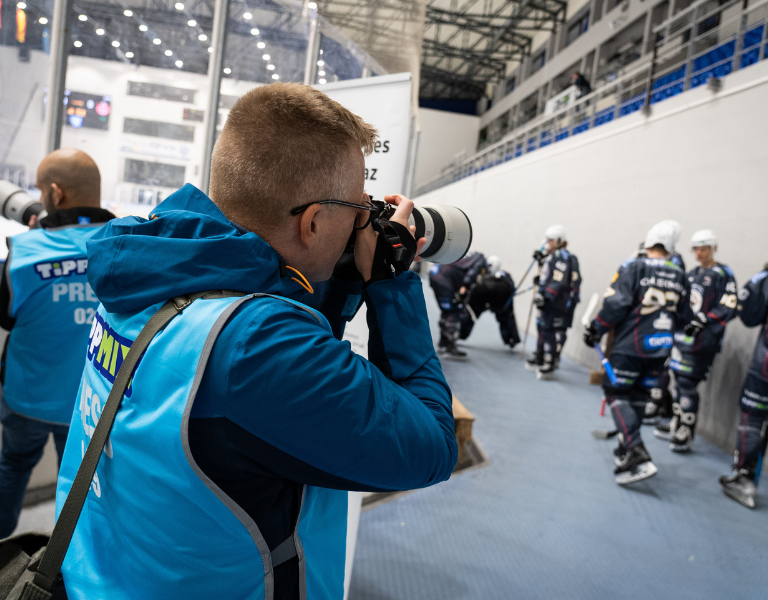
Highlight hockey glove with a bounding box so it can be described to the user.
[532,249,546,265]
[533,293,546,309]
[583,321,600,347]
[533,275,540,286]
[682,312,707,337]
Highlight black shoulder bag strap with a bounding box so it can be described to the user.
[22,291,228,599]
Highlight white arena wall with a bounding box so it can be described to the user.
[416,59,768,450]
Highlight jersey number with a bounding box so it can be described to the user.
[74,307,96,325]
[720,293,737,309]
[640,288,680,315]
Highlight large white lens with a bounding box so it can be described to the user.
[0,180,47,225]
[409,204,472,264]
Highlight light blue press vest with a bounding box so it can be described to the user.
[56,294,349,600]
[4,224,105,424]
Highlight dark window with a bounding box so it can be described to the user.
[566,12,590,46]
[124,159,185,189]
[531,51,546,75]
[506,77,516,94]
[127,82,196,104]
[697,12,721,36]
[183,108,205,122]
[123,118,195,142]
[219,94,240,110]
[478,127,488,145]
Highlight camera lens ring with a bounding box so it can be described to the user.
[420,208,446,259]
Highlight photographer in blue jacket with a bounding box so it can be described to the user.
[56,83,458,600]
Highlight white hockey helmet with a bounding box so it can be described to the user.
[644,222,676,253]
[691,229,717,249]
[657,220,681,246]
[544,224,566,242]
[486,255,501,274]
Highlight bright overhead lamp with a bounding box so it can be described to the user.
[188,19,196,26]
[165,49,172,56]
[78,14,87,21]
[112,40,120,47]
[271,74,279,80]
[74,40,83,47]
[124,9,133,16]
[16,2,26,8]
[39,17,48,24]
[267,64,275,70]
[175,2,184,9]
[208,46,213,52]
[243,12,252,19]
[317,60,324,66]
[175,60,183,68]
[319,49,323,54]
[223,67,231,74]
[139,24,148,31]
[96,28,105,35]
[153,38,161,44]
[318,70,325,76]
[250,28,259,36]
[318,78,326,84]
[308,2,317,9]
[198,33,207,41]
[262,54,270,60]
[125,51,134,58]
[256,41,265,48]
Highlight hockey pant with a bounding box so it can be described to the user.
[497,308,520,347]
[430,277,463,344]
[536,311,567,365]
[733,373,768,482]
[668,350,717,440]
[603,354,666,450]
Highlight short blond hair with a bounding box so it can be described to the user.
[210,83,378,233]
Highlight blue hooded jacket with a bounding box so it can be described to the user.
[83,184,457,599]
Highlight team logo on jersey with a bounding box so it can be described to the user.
[87,313,136,396]
[644,333,673,350]
[653,313,673,331]
[703,276,712,287]
[689,288,703,314]
[34,257,88,280]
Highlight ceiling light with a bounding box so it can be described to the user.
[112,40,120,47]
[319,49,323,54]
[318,78,326,84]
[308,2,317,9]
[175,2,184,9]
[78,14,87,21]
[39,17,48,24]
[96,28,105,35]
[262,54,270,60]
[208,46,213,52]
[74,40,83,47]
[243,12,252,19]
[317,60,324,66]
[271,73,279,80]
[187,19,196,26]
[175,60,183,68]
[250,28,259,36]
[267,64,275,70]
[198,33,207,41]
[223,67,231,74]
[318,70,325,76]
[124,9,133,16]
[256,41,265,48]
[153,38,161,44]
[139,24,148,31]
[125,51,134,58]
[16,2,26,8]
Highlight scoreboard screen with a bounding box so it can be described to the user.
[64,91,112,130]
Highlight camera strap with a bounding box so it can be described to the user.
[367,218,417,284]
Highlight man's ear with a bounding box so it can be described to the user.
[50,183,65,209]
[298,204,323,249]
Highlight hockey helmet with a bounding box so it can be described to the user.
[486,255,502,274]
[691,229,717,249]
[544,224,566,242]
[644,222,676,253]
[656,220,681,246]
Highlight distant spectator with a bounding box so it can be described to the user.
[572,72,592,97]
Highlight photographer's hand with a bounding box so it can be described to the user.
[383,194,427,259]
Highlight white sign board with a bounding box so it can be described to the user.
[545,85,579,115]
[317,73,413,600]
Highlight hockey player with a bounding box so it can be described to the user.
[429,252,487,357]
[718,266,768,508]
[653,230,738,452]
[583,223,692,485]
[526,225,581,380]
[459,256,520,348]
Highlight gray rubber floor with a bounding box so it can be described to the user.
[349,293,767,600]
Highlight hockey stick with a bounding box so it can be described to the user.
[513,284,534,298]
[591,428,619,440]
[516,243,546,290]
[521,271,539,352]
[581,292,618,387]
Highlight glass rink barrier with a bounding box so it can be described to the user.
[415,0,768,197]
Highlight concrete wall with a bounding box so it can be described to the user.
[416,60,768,450]
[413,108,480,190]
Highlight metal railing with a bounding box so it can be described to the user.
[415,0,768,197]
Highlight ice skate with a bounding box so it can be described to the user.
[438,340,467,358]
[536,362,556,380]
[614,444,658,485]
[642,401,660,425]
[653,418,672,441]
[525,356,542,371]
[719,469,756,509]
[670,424,692,453]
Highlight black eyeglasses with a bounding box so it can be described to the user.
[290,199,375,230]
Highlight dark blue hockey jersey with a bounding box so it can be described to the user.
[594,256,693,358]
[538,248,581,315]
[674,262,738,355]
[738,270,768,382]
[429,252,487,290]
